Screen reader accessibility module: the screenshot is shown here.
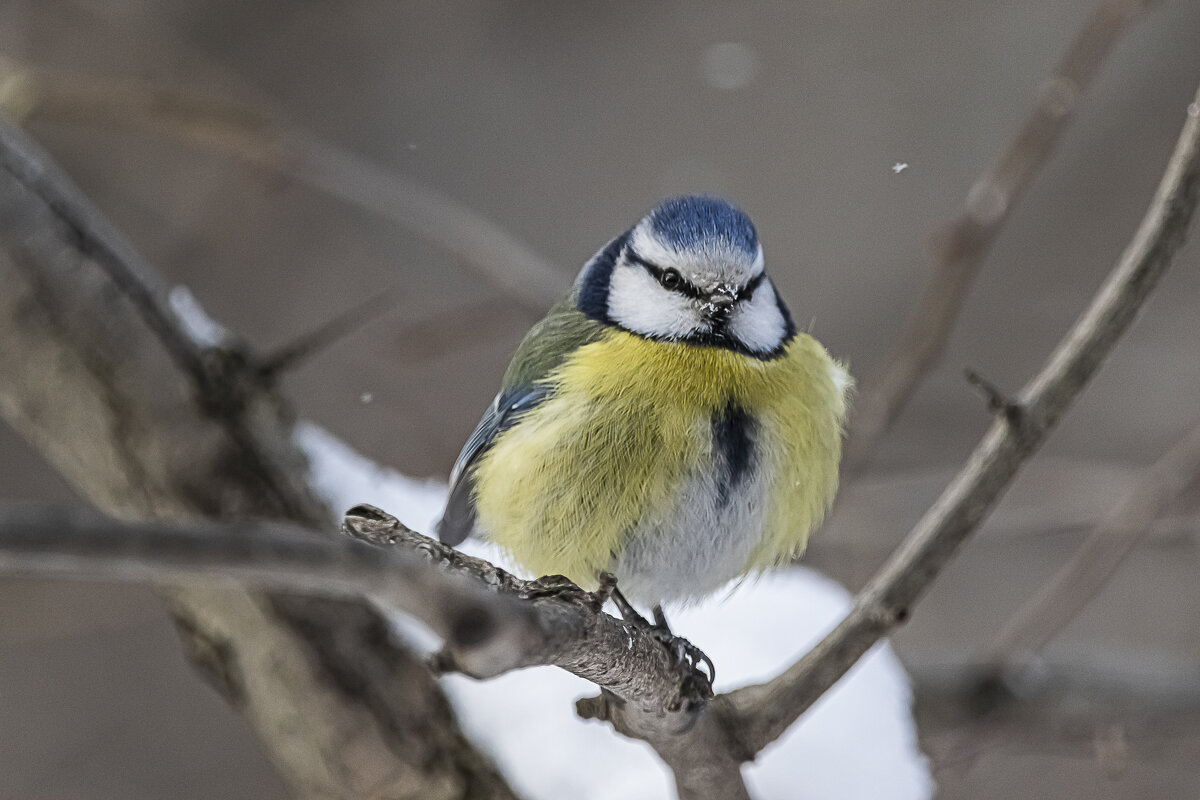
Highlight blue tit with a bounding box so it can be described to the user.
[438,196,850,608]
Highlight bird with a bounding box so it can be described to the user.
[437,196,850,624]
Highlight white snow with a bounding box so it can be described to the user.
[297,421,934,800]
[168,286,231,348]
[296,421,448,525]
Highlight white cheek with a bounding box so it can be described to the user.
[728,282,787,353]
[607,265,700,339]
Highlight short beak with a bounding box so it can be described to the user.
[706,290,736,323]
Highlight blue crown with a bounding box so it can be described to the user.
[649,196,758,256]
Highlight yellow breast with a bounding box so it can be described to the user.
[472,329,849,589]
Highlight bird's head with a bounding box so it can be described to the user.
[577,196,795,357]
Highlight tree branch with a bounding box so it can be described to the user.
[342,506,752,800]
[0,499,743,798]
[0,502,715,711]
[0,504,545,677]
[0,115,519,799]
[726,83,1200,755]
[843,0,1157,471]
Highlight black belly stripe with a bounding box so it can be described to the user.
[712,404,756,508]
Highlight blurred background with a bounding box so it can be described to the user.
[1,0,1200,797]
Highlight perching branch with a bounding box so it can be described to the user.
[725,83,1200,755]
[0,499,740,798]
[0,505,543,678]
[843,0,1158,471]
[0,503,711,712]
[341,507,752,800]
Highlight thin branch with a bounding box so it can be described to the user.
[0,505,540,675]
[726,83,1200,755]
[980,415,1200,669]
[843,0,1157,471]
[341,505,713,714]
[0,502,714,709]
[0,61,565,313]
[257,289,398,378]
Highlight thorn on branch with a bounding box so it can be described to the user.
[258,289,398,381]
[964,367,1025,426]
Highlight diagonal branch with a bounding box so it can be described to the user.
[725,84,1200,755]
[843,0,1158,471]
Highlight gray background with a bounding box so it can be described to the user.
[2,1,1200,797]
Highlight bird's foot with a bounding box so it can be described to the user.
[649,625,716,688]
[609,586,716,687]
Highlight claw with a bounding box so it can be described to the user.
[646,622,716,686]
[605,580,717,689]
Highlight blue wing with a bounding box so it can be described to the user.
[436,386,547,545]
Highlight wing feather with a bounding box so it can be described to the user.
[437,387,544,545]
[436,237,622,546]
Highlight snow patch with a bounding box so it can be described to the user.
[294,420,446,532]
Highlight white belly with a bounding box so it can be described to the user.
[609,425,773,606]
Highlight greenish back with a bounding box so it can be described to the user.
[502,292,607,392]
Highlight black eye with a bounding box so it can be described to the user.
[658,269,683,290]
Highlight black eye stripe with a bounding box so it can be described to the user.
[625,247,766,302]
[626,249,704,298]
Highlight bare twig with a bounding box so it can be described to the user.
[0,62,566,313]
[257,289,398,378]
[341,505,713,714]
[981,415,1200,668]
[0,504,540,675]
[726,83,1200,755]
[0,502,715,711]
[843,0,1158,471]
